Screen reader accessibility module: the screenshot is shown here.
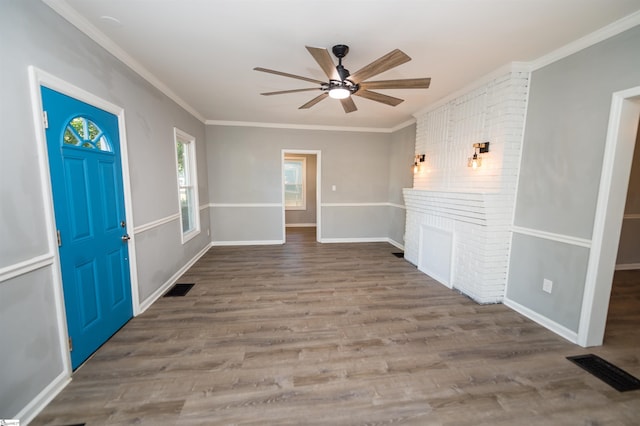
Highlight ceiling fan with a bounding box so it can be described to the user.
[254,44,431,113]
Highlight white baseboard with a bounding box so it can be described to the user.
[15,370,71,425]
[615,262,640,270]
[138,242,212,314]
[387,238,404,250]
[285,223,317,228]
[211,240,284,246]
[503,296,579,345]
[320,237,403,250]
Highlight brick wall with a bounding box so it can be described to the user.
[404,65,529,303]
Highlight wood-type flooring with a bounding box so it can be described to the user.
[32,228,640,425]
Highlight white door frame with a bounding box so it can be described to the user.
[28,67,140,371]
[578,86,640,347]
[281,149,322,242]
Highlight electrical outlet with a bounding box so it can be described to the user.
[542,278,553,294]
[332,185,337,191]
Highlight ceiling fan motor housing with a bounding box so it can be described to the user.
[332,44,349,58]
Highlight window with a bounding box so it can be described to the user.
[284,157,306,210]
[63,116,111,151]
[174,128,200,243]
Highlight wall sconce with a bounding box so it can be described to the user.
[413,154,426,173]
[468,142,490,169]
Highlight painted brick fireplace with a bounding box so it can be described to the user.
[404,65,529,303]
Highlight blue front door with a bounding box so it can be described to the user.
[42,87,133,369]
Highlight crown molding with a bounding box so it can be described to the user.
[530,10,640,71]
[205,120,396,133]
[42,0,206,123]
[389,118,417,132]
[413,62,531,117]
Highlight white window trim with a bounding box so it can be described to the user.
[174,128,200,244]
[284,156,306,211]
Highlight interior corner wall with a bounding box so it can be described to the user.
[206,125,396,243]
[0,1,209,421]
[616,119,640,268]
[506,25,640,333]
[387,123,416,247]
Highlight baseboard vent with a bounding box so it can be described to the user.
[392,252,404,258]
[164,283,195,297]
[567,354,640,392]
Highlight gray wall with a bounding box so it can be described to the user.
[388,123,416,246]
[285,153,317,226]
[0,1,209,419]
[507,25,640,332]
[207,124,413,244]
[616,119,640,266]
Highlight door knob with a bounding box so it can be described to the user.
[122,234,131,242]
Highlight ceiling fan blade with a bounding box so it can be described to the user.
[349,49,411,83]
[254,67,325,85]
[305,46,339,80]
[340,97,357,113]
[261,88,321,96]
[354,89,404,106]
[299,93,329,109]
[359,78,431,90]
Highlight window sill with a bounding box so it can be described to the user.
[181,227,200,245]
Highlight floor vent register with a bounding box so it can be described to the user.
[567,354,640,392]
[163,283,195,297]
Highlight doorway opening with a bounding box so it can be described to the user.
[579,88,640,347]
[29,67,138,373]
[282,150,321,243]
[603,117,640,347]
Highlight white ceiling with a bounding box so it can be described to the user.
[45,0,640,130]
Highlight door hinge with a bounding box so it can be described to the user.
[68,337,73,352]
[56,230,62,247]
[43,111,49,129]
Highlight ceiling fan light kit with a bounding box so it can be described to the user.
[254,44,431,113]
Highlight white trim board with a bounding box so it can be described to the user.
[325,237,404,251]
[512,225,592,248]
[13,370,71,425]
[207,120,394,133]
[615,263,640,271]
[0,253,55,284]
[503,296,578,344]
[414,62,531,117]
[529,10,640,71]
[210,203,281,208]
[321,202,391,207]
[134,213,180,234]
[211,240,284,246]
[320,237,400,247]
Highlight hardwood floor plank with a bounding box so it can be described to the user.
[31,229,640,425]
